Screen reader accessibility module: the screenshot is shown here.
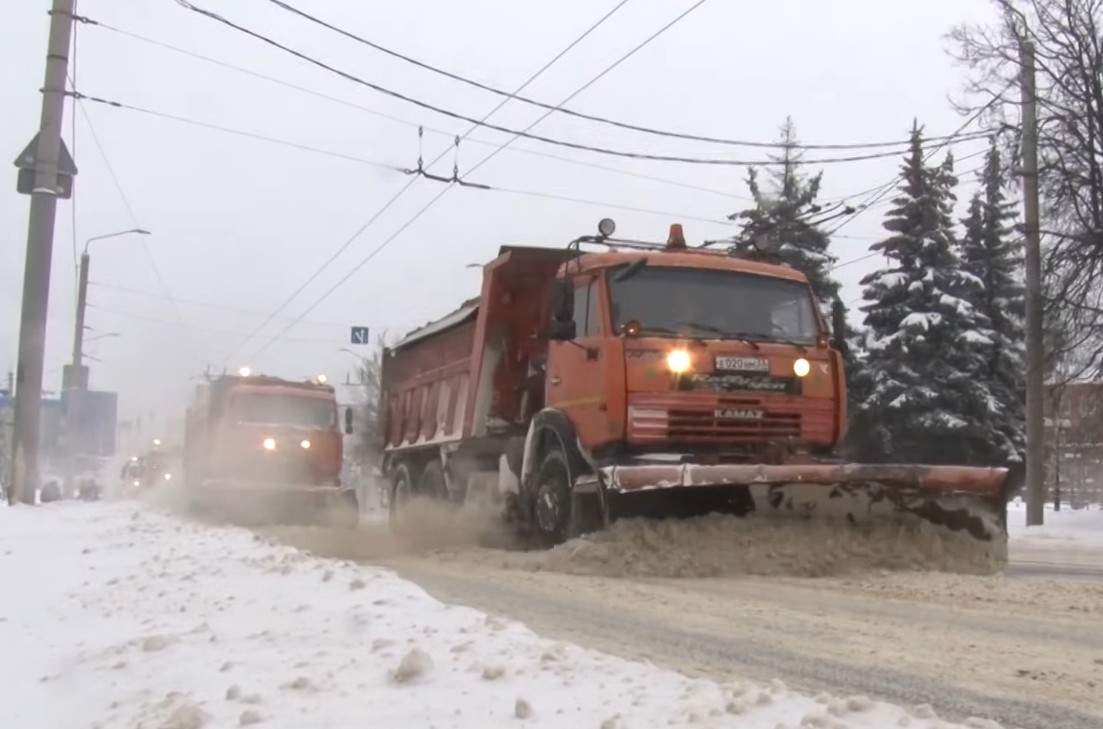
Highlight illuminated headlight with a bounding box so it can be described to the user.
[793,358,811,377]
[666,349,691,374]
[163,473,172,481]
[300,439,311,449]
[132,480,140,487]
[262,437,277,451]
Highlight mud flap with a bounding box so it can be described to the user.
[599,462,1009,547]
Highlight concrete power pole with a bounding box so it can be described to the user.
[8,0,78,505]
[1019,39,1046,527]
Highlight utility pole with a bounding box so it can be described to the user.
[8,0,78,505]
[1019,39,1046,527]
[63,250,90,498]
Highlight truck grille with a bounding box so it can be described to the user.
[629,395,802,443]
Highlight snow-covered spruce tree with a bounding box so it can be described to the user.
[851,122,997,464]
[958,142,1025,465]
[728,118,866,431]
[729,117,840,308]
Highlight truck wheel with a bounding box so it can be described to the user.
[388,463,414,528]
[532,449,574,548]
[418,461,449,501]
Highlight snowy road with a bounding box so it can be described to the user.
[5,500,1026,729]
[264,510,1103,729]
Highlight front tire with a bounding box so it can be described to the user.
[533,450,569,547]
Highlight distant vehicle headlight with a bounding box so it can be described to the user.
[300,439,311,449]
[163,472,172,481]
[132,480,140,487]
[262,437,277,451]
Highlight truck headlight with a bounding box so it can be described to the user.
[262,437,277,451]
[667,349,691,374]
[793,358,810,377]
[300,439,311,449]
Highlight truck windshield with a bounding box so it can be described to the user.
[233,394,336,429]
[607,265,820,343]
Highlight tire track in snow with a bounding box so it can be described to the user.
[373,557,1103,729]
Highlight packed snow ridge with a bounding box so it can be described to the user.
[1,500,1009,728]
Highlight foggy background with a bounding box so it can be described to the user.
[1,0,1000,430]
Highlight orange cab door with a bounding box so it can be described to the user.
[546,275,610,449]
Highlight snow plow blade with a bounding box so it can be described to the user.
[599,462,1008,549]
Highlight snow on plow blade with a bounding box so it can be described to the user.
[599,462,1009,546]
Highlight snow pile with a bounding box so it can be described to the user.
[0,500,1007,729]
[523,513,1003,578]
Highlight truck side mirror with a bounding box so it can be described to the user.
[830,298,849,355]
[344,406,354,435]
[552,279,574,322]
[548,319,577,341]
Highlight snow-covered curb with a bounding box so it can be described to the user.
[1,501,1002,728]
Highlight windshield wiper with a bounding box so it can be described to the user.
[676,322,761,350]
[613,257,648,282]
[624,323,679,336]
[732,330,811,352]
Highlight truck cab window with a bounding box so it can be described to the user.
[607,266,819,343]
[573,279,601,337]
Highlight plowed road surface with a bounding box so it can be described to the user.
[265,526,1103,729]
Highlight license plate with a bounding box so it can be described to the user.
[714,356,769,373]
[714,408,764,420]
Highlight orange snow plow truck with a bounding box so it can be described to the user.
[379,220,1009,562]
[183,371,358,525]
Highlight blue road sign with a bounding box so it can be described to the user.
[350,326,370,345]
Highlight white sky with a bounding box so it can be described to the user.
[1,0,1003,432]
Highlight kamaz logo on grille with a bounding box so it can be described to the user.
[714,408,764,421]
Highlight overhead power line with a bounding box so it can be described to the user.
[89,280,352,326]
[73,92,404,172]
[85,90,943,237]
[260,0,1001,154]
[70,91,197,344]
[87,21,753,203]
[248,0,714,357]
[73,93,988,299]
[172,1,992,167]
[824,89,1012,239]
[234,0,636,359]
[87,304,342,344]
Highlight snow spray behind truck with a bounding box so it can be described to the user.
[378,220,1009,563]
[183,370,358,525]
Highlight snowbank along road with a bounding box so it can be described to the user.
[256,500,1103,729]
[0,500,1035,729]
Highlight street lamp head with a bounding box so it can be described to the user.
[84,228,153,253]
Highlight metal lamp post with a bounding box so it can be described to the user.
[64,228,150,496]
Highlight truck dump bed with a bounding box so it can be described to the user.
[381,246,575,455]
[381,297,480,451]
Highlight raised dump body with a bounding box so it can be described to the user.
[183,371,357,524]
[379,221,1008,564]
